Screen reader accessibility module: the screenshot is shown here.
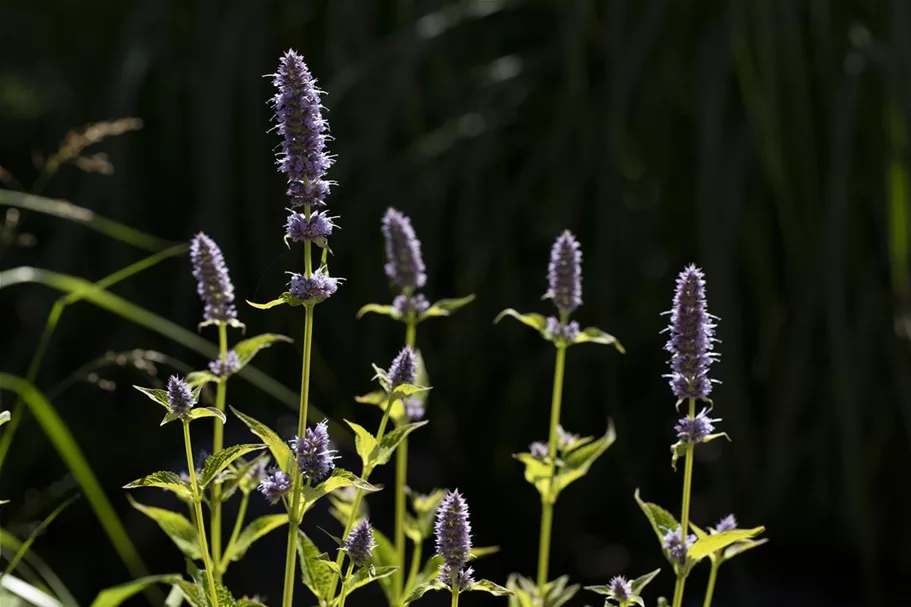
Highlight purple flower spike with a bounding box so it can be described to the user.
[343,519,376,566]
[166,376,195,416]
[258,468,291,503]
[271,50,333,208]
[674,408,721,444]
[285,210,336,247]
[608,576,632,601]
[664,264,718,401]
[546,230,583,316]
[545,316,580,343]
[382,208,427,291]
[190,233,237,325]
[435,490,472,589]
[208,350,240,378]
[387,346,417,389]
[288,270,341,304]
[393,293,430,318]
[710,514,738,534]
[291,419,337,483]
[662,526,696,567]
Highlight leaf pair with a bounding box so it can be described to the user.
[507,574,579,607]
[133,384,224,427]
[404,578,512,604]
[347,420,428,472]
[357,294,476,324]
[494,309,625,352]
[585,569,660,606]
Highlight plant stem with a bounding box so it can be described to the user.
[282,206,316,607]
[536,343,567,591]
[672,397,697,607]
[451,585,459,607]
[405,539,422,596]
[703,562,719,607]
[395,314,418,603]
[211,322,229,580]
[220,492,249,572]
[184,421,219,606]
[337,562,355,607]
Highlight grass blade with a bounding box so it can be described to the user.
[2,496,78,579]
[0,529,77,606]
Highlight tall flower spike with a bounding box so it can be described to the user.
[387,345,417,389]
[546,230,583,316]
[190,232,237,325]
[664,264,718,401]
[272,50,333,208]
[291,419,337,483]
[435,490,472,588]
[343,519,376,566]
[382,208,427,291]
[166,375,195,416]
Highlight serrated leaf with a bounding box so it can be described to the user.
[421,294,476,319]
[133,386,171,409]
[571,326,625,353]
[634,489,679,549]
[187,407,226,424]
[370,421,428,468]
[553,422,616,495]
[233,333,293,371]
[297,533,337,601]
[355,390,388,406]
[403,579,448,604]
[493,309,548,332]
[301,469,379,507]
[335,565,397,604]
[222,514,288,563]
[198,444,265,488]
[160,410,183,426]
[346,421,377,470]
[630,568,662,595]
[128,496,200,559]
[89,574,183,607]
[689,527,765,561]
[467,579,513,597]
[235,599,268,607]
[185,371,219,388]
[231,407,293,473]
[356,303,402,320]
[124,471,193,500]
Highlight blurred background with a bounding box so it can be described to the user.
[0,0,909,606]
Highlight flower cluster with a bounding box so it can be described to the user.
[710,514,738,534]
[674,408,721,444]
[258,468,291,504]
[545,316,580,343]
[291,420,337,483]
[166,376,195,417]
[342,519,376,566]
[285,210,336,247]
[664,265,718,401]
[288,269,340,304]
[382,208,426,292]
[387,346,417,389]
[608,576,632,601]
[435,490,473,589]
[208,350,240,378]
[662,526,697,568]
[190,232,237,325]
[546,230,582,316]
[393,293,430,318]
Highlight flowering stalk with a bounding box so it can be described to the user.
[183,420,219,606]
[703,560,720,607]
[395,310,417,603]
[221,491,249,571]
[210,323,228,577]
[337,562,355,607]
[536,335,566,589]
[671,398,695,607]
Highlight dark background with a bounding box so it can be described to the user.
[1,1,909,606]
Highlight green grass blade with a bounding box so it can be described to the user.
[1,573,64,607]
[0,190,172,252]
[0,529,77,606]
[2,496,77,579]
[0,374,150,585]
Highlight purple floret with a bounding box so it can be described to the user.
[258,468,291,503]
[393,293,431,318]
[662,526,696,567]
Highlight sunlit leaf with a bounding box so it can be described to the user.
[689,527,765,561]
[634,489,679,552]
[301,469,378,507]
[370,421,428,468]
[553,422,616,495]
[222,514,288,563]
[346,421,377,471]
[421,294,476,319]
[231,407,293,473]
[403,579,447,604]
[493,309,548,333]
[133,386,171,409]
[334,565,397,604]
[466,579,513,596]
[187,407,226,424]
[124,471,193,501]
[297,532,337,602]
[356,303,402,320]
[127,495,200,560]
[232,333,293,371]
[571,326,625,353]
[89,574,182,607]
[198,445,264,488]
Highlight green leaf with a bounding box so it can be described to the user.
[187,407,226,424]
[231,407,293,473]
[356,303,402,320]
[629,568,662,595]
[571,326,625,353]
[124,471,193,500]
[466,579,513,596]
[233,333,293,371]
[371,528,398,602]
[133,386,171,409]
[553,422,616,495]
[222,514,288,563]
[689,527,765,561]
[297,533,337,601]
[301,469,379,507]
[335,565,397,603]
[393,384,431,398]
[493,309,548,333]
[403,579,448,604]
[416,547,500,588]
[670,440,687,471]
[0,411,11,427]
[246,293,297,310]
[185,371,219,388]
[370,421,428,468]
[634,489,679,550]
[346,421,377,470]
[702,432,731,444]
[198,444,265,488]
[514,452,551,497]
[3,495,77,578]
[127,495,200,559]
[421,294,476,319]
[722,537,769,560]
[405,489,446,542]
[89,574,182,607]
[583,585,613,596]
[1,573,66,607]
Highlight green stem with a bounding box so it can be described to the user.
[395,314,417,603]
[405,539,422,596]
[536,343,567,591]
[703,562,719,607]
[672,398,697,607]
[337,562,355,607]
[184,422,219,606]
[451,585,459,607]
[220,492,249,572]
[282,206,316,607]
[211,322,229,580]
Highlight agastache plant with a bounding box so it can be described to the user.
[496,230,622,604]
[337,519,377,607]
[630,265,765,607]
[357,207,475,603]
